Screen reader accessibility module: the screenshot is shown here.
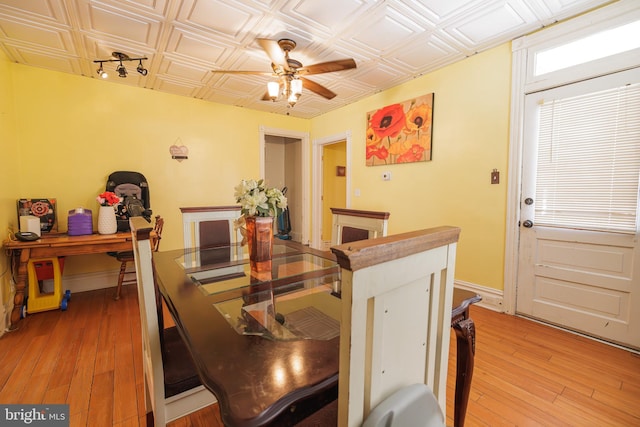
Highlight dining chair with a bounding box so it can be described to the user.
[329,208,389,294]
[180,206,242,248]
[362,383,445,427]
[113,215,164,300]
[129,216,217,426]
[330,207,390,246]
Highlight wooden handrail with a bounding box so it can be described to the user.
[179,205,240,214]
[330,207,390,220]
[331,226,460,272]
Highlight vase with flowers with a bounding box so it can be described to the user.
[96,191,121,235]
[234,179,287,273]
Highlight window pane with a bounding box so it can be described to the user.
[535,20,640,76]
[535,83,640,233]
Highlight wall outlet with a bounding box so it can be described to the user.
[382,171,392,181]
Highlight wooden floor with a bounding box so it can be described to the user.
[1,286,639,426]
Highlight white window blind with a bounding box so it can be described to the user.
[535,82,640,233]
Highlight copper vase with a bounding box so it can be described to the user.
[245,216,274,274]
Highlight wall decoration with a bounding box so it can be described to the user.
[366,93,434,166]
[336,166,346,177]
[169,138,189,161]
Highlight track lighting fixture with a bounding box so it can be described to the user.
[93,52,148,79]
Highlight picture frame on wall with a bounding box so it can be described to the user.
[366,93,434,166]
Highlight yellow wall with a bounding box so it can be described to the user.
[0,49,20,325]
[9,64,308,276]
[3,42,511,294]
[311,44,511,290]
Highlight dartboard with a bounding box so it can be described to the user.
[30,201,50,217]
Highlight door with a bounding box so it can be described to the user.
[516,68,640,349]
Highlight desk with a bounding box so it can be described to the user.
[3,232,133,330]
[154,242,342,427]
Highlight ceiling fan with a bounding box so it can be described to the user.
[212,38,357,105]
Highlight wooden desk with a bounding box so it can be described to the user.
[3,232,133,330]
[154,242,341,427]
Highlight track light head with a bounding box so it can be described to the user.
[137,60,148,76]
[96,63,108,78]
[116,62,127,78]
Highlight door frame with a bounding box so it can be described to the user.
[311,131,352,250]
[504,2,640,315]
[259,126,309,245]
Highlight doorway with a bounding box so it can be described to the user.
[312,131,352,250]
[506,5,640,350]
[321,141,347,249]
[516,69,640,349]
[260,126,309,244]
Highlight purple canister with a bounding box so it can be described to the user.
[68,208,93,236]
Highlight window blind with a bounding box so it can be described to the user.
[535,82,640,233]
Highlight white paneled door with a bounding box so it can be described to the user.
[516,68,640,350]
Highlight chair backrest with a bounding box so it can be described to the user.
[330,208,390,246]
[129,216,216,426]
[151,215,164,252]
[362,384,444,427]
[180,206,242,249]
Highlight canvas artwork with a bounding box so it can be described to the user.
[366,93,434,166]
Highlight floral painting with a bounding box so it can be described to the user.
[366,93,434,166]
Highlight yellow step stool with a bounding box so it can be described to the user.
[26,257,70,314]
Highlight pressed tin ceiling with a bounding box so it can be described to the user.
[0,0,613,119]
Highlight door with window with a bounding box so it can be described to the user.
[517,68,640,349]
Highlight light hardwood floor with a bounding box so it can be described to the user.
[1,286,638,426]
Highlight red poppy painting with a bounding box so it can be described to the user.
[366,93,434,166]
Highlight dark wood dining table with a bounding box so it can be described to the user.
[153,241,342,427]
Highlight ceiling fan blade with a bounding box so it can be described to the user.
[298,58,356,75]
[257,38,290,72]
[301,77,336,99]
[211,70,274,76]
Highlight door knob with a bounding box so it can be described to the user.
[522,220,533,228]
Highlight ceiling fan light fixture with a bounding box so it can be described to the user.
[290,78,302,96]
[267,81,280,100]
[287,91,299,106]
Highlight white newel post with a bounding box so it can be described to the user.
[331,226,460,427]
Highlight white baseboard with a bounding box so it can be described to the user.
[61,270,120,294]
[454,279,504,312]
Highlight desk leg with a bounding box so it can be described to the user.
[452,317,476,427]
[9,248,30,330]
